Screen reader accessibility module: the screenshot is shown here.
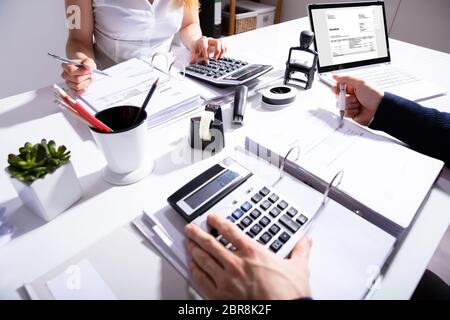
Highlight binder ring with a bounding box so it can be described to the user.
[280,145,301,173]
[271,145,301,187]
[169,60,186,81]
[149,52,185,81]
[322,170,344,204]
[151,52,169,70]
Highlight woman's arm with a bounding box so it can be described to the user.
[62,0,96,96]
[65,0,95,60]
[179,5,226,63]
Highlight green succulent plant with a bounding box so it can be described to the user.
[6,139,71,184]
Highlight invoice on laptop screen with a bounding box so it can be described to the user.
[309,2,390,73]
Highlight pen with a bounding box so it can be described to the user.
[133,78,159,125]
[339,83,346,120]
[48,52,110,77]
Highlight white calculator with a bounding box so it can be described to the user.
[168,158,311,258]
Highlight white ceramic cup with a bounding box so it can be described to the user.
[90,106,153,185]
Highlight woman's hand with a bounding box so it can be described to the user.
[189,36,227,64]
[185,214,312,300]
[61,55,96,96]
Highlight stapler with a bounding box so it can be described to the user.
[233,85,248,125]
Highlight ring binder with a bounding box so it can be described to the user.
[145,52,186,81]
[272,144,301,187]
[271,145,345,236]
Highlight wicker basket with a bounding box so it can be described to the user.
[222,6,257,35]
[235,15,257,34]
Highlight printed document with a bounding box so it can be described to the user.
[247,108,444,228]
[80,58,202,128]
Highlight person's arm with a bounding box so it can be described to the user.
[332,75,450,166]
[369,93,450,166]
[185,214,312,300]
[179,4,227,64]
[63,0,96,96]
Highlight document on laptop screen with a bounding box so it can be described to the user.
[311,5,388,67]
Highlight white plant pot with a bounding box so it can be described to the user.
[8,162,83,222]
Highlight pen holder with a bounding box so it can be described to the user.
[189,104,225,154]
[90,105,153,186]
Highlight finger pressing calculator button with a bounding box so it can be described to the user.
[226,216,235,223]
[279,232,291,243]
[259,232,272,244]
[250,224,263,236]
[250,209,262,219]
[251,193,263,203]
[277,200,288,210]
[232,208,244,220]
[287,207,298,217]
[210,228,219,238]
[259,216,271,227]
[259,187,270,196]
[270,240,283,253]
[269,193,279,203]
[240,216,253,228]
[241,201,253,212]
[269,224,281,235]
[296,214,308,225]
[219,237,230,246]
[269,207,281,217]
[279,214,301,233]
[260,200,271,211]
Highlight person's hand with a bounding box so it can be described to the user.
[189,36,227,64]
[332,74,384,126]
[185,214,312,300]
[61,56,96,96]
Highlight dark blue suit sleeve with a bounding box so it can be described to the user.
[369,93,450,167]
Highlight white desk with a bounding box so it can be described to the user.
[1,18,449,300]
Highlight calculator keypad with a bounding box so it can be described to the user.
[211,186,309,255]
[186,57,248,79]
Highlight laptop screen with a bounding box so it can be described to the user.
[309,1,390,73]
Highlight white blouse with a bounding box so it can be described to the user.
[92,0,184,69]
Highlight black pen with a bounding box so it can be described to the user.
[134,78,160,125]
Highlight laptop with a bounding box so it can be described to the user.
[308,1,446,102]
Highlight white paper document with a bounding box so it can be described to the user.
[46,259,117,300]
[247,108,444,228]
[80,58,202,128]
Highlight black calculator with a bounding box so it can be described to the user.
[168,158,311,258]
[185,57,273,87]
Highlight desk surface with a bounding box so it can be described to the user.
[1,18,449,300]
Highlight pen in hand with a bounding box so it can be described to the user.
[48,52,110,77]
[339,83,346,121]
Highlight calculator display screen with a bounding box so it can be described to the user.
[185,170,239,210]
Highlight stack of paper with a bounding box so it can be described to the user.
[81,58,202,129]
